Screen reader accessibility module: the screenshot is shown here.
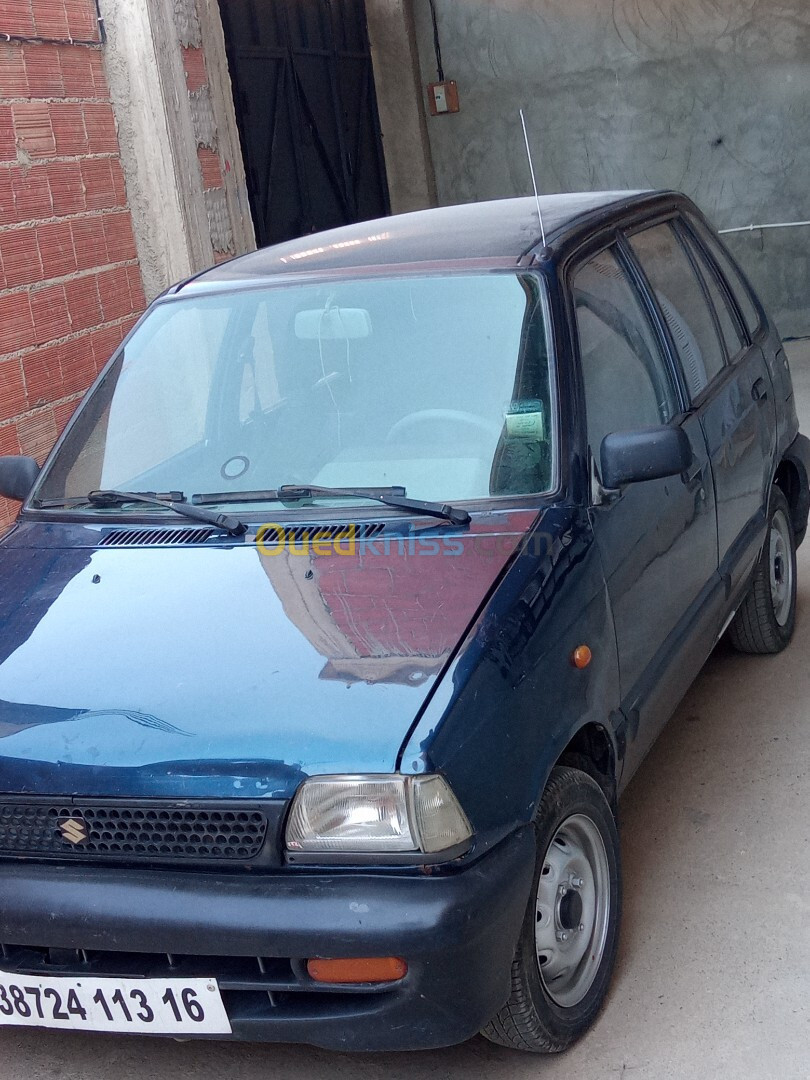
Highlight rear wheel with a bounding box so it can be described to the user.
[481,767,621,1053]
[728,486,797,654]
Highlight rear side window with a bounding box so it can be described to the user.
[689,220,762,338]
[572,247,678,461]
[679,228,746,359]
[629,223,726,401]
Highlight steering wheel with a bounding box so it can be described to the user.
[386,409,502,444]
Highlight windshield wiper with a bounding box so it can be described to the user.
[45,490,247,536]
[193,484,471,526]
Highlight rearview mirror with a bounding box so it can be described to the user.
[0,456,40,501]
[600,426,691,490]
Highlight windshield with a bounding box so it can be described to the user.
[32,272,555,510]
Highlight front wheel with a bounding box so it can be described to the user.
[728,486,797,654]
[481,767,621,1053]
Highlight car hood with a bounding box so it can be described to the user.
[0,512,537,799]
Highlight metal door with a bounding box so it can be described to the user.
[219,0,390,247]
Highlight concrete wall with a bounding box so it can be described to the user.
[99,0,254,303]
[411,0,810,337]
[0,0,147,529]
[366,0,437,214]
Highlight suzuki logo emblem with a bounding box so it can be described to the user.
[58,817,88,845]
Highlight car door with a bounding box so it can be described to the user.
[571,241,721,783]
[628,219,777,598]
[681,217,779,591]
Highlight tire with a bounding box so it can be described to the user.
[728,486,797,655]
[481,767,621,1053]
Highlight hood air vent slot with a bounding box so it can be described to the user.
[99,527,215,547]
[99,521,388,549]
[282,522,386,545]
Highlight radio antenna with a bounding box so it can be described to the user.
[520,108,548,252]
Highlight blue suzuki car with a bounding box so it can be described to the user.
[0,191,808,1053]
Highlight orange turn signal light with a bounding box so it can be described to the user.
[307,956,408,984]
[572,645,592,669]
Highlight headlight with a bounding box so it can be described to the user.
[285,774,473,855]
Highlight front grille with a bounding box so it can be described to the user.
[0,800,272,865]
[1,944,299,987]
[0,945,396,1023]
[99,527,215,547]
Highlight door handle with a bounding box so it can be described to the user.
[751,377,768,402]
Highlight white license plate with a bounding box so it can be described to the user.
[0,971,232,1035]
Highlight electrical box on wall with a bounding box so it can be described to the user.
[427,80,460,116]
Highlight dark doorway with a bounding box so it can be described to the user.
[218,0,391,248]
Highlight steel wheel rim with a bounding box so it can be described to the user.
[534,813,611,1008]
[769,509,793,627]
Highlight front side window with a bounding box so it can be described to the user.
[33,273,555,511]
[629,223,726,400]
[573,247,677,461]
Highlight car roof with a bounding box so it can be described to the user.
[179,190,673,293]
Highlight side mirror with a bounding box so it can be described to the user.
[600,426,692,490]
[0,456,40,501]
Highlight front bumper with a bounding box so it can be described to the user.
[0,827,535,1051]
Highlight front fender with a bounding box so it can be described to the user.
[398,508,621,859]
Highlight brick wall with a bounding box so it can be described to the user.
[0,0,146,529]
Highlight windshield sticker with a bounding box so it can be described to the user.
[505,400,545,440]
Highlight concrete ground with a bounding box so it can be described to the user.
[2,343,809,1080]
